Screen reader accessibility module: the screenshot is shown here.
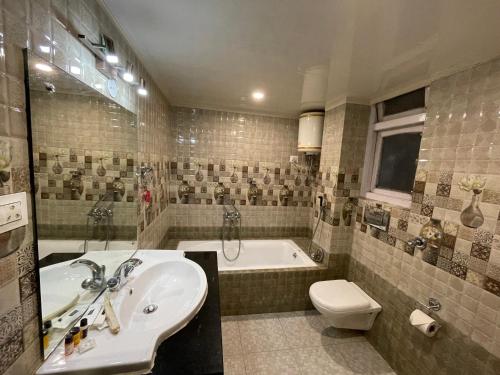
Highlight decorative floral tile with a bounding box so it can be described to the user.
[21,294,37,325]
[473,229,493,247]
[0,330,23,374]
[484,277,500,297]
[450,262,467,279]
[16,242,34,277]
[470,243,491,261]
[436,257,452,272]
[436,183,451,197]
[420,204,434,217]
[0,306,22,346]
[18,270,37,302]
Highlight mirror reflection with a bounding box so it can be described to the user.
[26,53,138,358]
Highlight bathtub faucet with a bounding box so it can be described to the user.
[223,204,240,223]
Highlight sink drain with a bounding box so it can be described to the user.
[143,304,158,314]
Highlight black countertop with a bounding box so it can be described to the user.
[40,251,224,374]
[151,251,223,375]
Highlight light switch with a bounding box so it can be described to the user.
[0,192,28,234]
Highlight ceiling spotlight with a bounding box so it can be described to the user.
[137,78,148,96]
[252,90,265,101]
[122,63,134,83]
[35,63,52,72]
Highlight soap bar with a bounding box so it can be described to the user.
[103,293,120,334]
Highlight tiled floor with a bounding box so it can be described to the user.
[222,311,395,375]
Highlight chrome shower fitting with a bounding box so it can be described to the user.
[222,205,242,261]
[407,236,427,250]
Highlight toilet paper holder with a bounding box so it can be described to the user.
[415,297,441,313]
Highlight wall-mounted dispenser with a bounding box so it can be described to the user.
[297,65,328,154]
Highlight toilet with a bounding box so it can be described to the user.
[309,279,382,330]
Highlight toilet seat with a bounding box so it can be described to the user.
[309,280,378,314]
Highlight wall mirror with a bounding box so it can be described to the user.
[25,52,139,358]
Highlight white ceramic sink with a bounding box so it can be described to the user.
[37,250,208,375]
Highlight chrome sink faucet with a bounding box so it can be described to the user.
[70,259,106,291]
[107,258,143,292]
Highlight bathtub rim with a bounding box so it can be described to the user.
[176,238,325,272]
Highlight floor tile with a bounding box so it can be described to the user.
[293,345,356,375]
[222,318,243,357]
[223,355,246,375]
[336,341,395,374]
[238,313,289,353]
[278,310,336,348]
[244,350,301,375]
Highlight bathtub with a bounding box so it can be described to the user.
[38,239,137,260]
[176,239,318,271]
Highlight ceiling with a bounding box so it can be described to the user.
[102,0,500,117]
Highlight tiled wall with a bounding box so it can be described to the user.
[342,57,500,371]
[167,107,313,238]
[31,91,137,239]
[0,0,171,373]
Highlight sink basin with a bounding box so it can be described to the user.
[37,250,208,375]
[118,260,206,331]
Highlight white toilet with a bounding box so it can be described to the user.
[309,279,382,330]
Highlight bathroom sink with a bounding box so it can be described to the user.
[37,250,208,375]
[117,260,206,332]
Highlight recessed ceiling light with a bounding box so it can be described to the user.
[35,63,52,72]
[252,90,265,101]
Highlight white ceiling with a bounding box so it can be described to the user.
[102,0,500,117]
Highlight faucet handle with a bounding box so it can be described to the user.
[407,237,427,250]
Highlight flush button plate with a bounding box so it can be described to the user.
[0,192,28,234]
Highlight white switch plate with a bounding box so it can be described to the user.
[0,192,28,234]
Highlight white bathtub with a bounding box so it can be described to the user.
[38,239,137,260]
[176,239,318,271]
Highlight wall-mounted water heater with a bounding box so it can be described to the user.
[297,65,328,154]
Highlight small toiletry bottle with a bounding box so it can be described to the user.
[70,327,81,346]
[80,318,88,339]
[64,334,74,356]
[43,320,52,340]
[42,329,49,350]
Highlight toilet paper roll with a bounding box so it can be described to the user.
[409,309,439,337]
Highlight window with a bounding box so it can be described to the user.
[361,88,427,207]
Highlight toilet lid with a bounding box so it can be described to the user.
[310,280,371,313]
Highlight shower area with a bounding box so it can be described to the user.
[30,78,138,260]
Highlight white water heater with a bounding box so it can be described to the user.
[298,112,324,153]
[297,65,328,154]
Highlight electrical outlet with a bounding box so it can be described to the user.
[0,192,28,234]
[289,155,298,163]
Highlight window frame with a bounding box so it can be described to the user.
[361,110,425,208]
